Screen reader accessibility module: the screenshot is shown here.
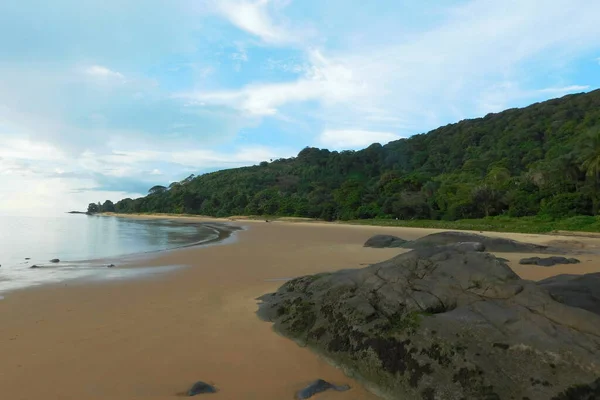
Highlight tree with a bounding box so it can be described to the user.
[148,185,167,195]
[101,200,115,212]
[87,203,100,213]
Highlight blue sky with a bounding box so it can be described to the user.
[1,0,600,215]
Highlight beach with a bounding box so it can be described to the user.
[1,218,599,400]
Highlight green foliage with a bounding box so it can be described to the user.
[148,185,167,195]
[87,202,100,213]
[100,90,600,225]
[540,193,593,218]
[101,200,115,213]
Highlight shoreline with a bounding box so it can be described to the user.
[0,217,243,296]
[99,211,600,238]
[2,219,600,399]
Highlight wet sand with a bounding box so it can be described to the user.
[1,219,599,400]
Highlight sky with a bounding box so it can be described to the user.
[1,0,600,215]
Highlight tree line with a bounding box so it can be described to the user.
[89,89,600,222]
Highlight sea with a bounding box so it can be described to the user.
[0,214,224,295]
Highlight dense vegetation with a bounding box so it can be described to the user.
[92,89,600,223]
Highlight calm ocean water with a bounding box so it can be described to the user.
[0,215,221,294]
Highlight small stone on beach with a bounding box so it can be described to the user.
[107,264,116,268]
[50,259,60,263]
[187,381,217,396]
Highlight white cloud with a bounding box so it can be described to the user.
[186,0,600,136]
[266,57,307,74]
[214,0,291,44]
[231,43,249,71]
[231,44,248,63]
[0,137,66,162]
[536,85,590,94]
[0,136,294,214]
[319,129,401,150]
[179,49,366,116]
[84,65,125,81]
[476,83,591,115]
[108,145,293,169]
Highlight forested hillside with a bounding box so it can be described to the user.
[97,89,600,221]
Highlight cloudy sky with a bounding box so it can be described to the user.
[1,0,599,215]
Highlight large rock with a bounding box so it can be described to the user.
[257,244,600,400]
[520,257,581,267]
[400,231,564,253]
[364,235,408,248]
[537,273,600,317]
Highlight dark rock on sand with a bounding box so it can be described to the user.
[25,257,30,260]
[520,257,581,266]
[400,231,563,253]
[107,264,116,268]
[30,265,40,269]
[537,273,600,316]
[187,381,217,396]
[257,243,600,400]
[295,379,350,399]
[50,259,60,263]
[364,235,408,248]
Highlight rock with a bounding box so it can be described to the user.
[187,381,217,396]
[520,257,581,267]
[25,258,30,260]
[107,264,116,268]
[364,235,408,248]
[519,257,541,265]
[551,378,600,400]
[295,379,350,399]
[537,273,600,316]
[257,244,600,400]
[400,231,562,253]
[50,259,60,263]
[30,265,40,269]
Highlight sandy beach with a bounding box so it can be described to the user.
[1,218,600,400]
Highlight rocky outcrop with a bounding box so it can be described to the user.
[400,231,564,253]
[520,257,581,266]
[257,244,600,400]
[538,273,600,317]
[363,231,567,253]
[364,235,408,248]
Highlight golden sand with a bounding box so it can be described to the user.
[1,218,598,399]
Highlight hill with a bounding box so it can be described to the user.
[99,89,600,222]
